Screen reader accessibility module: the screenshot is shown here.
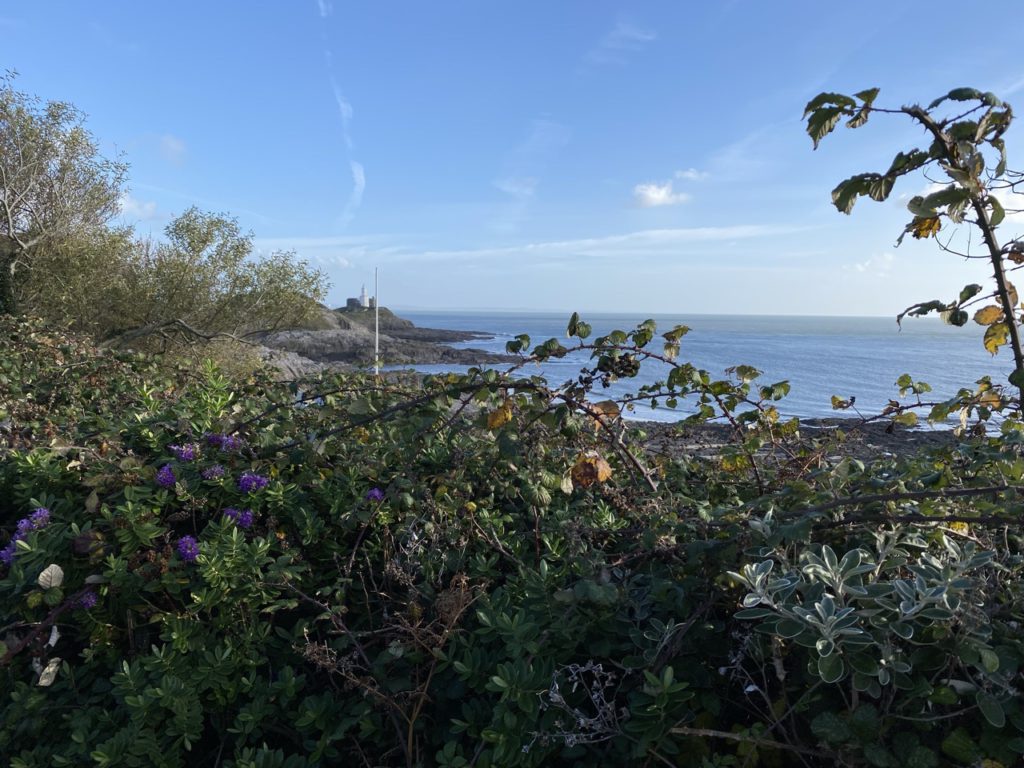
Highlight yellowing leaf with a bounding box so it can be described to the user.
[589,400,620,430]
[571,452,612,488]
[983,321,1010,355]
[973,305,1004,325]
[911,216,942,239]
[486,401,513,429]
[978,390,1002,408]
[947,521,970,534]
[37,657,62,687]
[831,395,852,410]
[1008,281,1019,308]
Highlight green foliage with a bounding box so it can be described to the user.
[0,73,128,315]
[804,85,1024,395]
[3,315,1024,767]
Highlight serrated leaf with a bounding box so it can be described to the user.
[974,305,1004,325]
[808,107,846,150]
[37,564,64,590]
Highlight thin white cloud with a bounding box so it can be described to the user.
[158,134,186,165]
[587,21,656,64]
[330,76,354,150]
[340,161,365,227]
[634,181,690,207]
[494,177,537,199]
[316,0,333,18]
[675,168,709,181]
[1000,74,1024,96]
[846,252,894,276]
[118,193,158,221]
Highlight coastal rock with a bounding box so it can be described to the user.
[257,305,516,373]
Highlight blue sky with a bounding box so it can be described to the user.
[5,2,1024,315]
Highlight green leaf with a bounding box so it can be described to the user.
[817,653,846,683]
[958,284,983,304]
[990,195,1006,227]
[976,691,1005,728]
[928,87,984,109]
[807,106,847,149]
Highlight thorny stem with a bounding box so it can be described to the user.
[904,104,1024,402]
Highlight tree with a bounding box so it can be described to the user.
[102,207,328,350]
[804,87,1024,405]
[0,74,128,314]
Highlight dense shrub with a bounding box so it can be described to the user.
[2,315,1024,767]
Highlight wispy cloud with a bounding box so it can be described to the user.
[118,193,159,221]
[316,0,333,18]
[492,119,571,232]
[340,161,365,227]
[287,225,804,271]
[587,21,656,65]
[330,76,354,150]
[845,252,894,277]
[675,168,709,181]
[493,177,537,199]
[158,134,186,165]
[633,181,690,207]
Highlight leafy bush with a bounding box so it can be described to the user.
[2,313,1024,767]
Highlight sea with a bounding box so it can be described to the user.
[396,311,1016,425]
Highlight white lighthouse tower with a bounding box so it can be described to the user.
[359,284,369,308]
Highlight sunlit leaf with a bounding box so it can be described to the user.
[486,401,513,430]
[983,322,1010,355]
[37,564,64,590]
[973,305,1003,325]
[910,216,941,239]
[37,658,61,687]
[571,452,612,488]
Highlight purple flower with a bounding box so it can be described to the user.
[223,507,254,529]
[156,464,176,488]
[169,443,199,461]
[220,434,244,451]
[366,487,385,502]
[2,508,51,568]
[177,535,200,563]
[201,464,226,480]
[75,591,98,610]
[205,432,245,452]
[238,472,269,494]
[29,507,50,528]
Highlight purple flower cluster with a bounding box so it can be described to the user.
[177,535,200,563]
[201,464,226,480]
[1,507,51,567]
[238,472,269,494]
[169,443,200,461]
[75,591,99,610]
[223,507,254,529]
[366,487,385,502]
[155,464,177,488]
[205,432,245,452]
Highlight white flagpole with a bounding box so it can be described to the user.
[374,267,379,376]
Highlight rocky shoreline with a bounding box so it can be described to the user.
[256,305,516,378]
[632,417,960,463]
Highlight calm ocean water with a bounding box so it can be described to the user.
[397,311,1016,424]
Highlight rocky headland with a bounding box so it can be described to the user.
[256,305,516,378]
